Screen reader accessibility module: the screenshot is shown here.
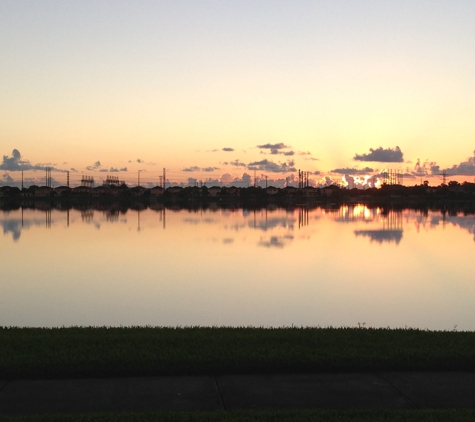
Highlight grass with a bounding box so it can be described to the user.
[3,410,475,422]
[1,326,475,379]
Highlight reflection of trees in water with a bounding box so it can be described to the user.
[104,209,119,222]
[81,209,94,223]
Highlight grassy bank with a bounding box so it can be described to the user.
[1,326,475,379]
[3,410,475,422]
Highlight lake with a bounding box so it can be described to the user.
[1,203,474,330]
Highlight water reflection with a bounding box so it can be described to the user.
[3,204,475,245]
[2,203,475,329]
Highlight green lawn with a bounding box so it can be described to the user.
[1,326,475,379]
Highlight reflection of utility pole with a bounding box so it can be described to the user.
[137,209,141,231]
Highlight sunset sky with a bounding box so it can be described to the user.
[1,0,475,188]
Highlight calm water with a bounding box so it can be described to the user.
[1,204,475,330]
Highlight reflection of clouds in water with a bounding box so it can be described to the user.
[183,218,200,225]
[222,238,234,244]
[414,214,475,241]
[1,218,46,241]
[445,216,475,241]
[224,223,247,231]
[183,218,216,225]
[354,230,403,245]
[258,235,294,249]
[248,217,295,231]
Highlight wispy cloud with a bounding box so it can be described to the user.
[222,147,234,152]
[331,167,374,175]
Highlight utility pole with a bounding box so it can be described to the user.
[163,168,166,189]
[21,170,23,190]
[138,170,141,187]
[67,171,70,188]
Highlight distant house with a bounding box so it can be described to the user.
[302,186,316,197]
[130,186,147,197]
[54,186,70,197]
[227,186,240,197]
[93,186,111,197]
[321,185,340,197]
[150,186,165,196]
[34,186,53,197]
[208,186,221,197]
[167,186,183,196]
[266,187,279,196]
[72,186,92,196]
[282,186,298,196]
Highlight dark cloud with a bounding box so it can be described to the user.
[411,159,437,177]
[99,169,108,173]
[354,146,404,163]
[86,161,101,171]
[231,159,247,167]
[331,167,374,175]
[0,149,67,172]
[182,166,219,172]
[70,168,78,172]
[248,159,296,173]
[283,151,295,156]
[443,151,475,175]
[258,143,288,150]
[137,159,143,163]
[313,170,321,175]
[109,167,128,172]
[257,143,292,155]
[306,157,319,161]
[222,148,234,152]
[182,166,201,172]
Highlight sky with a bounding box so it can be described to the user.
[1,0,475,188]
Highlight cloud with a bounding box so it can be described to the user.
[248,159,296,173]
[443,151,475,175]
[411,159,437,177]
[306,157,319,161]
[222,147,234,152]
[230,159,247,167]
[137,159,143,163]
[331,167,374,175]
[354,146,404,162]
[257,143,292,155]
[86,161,101,171]
[183,166,219,172]
[298,151,312,156]
[0,149,67,172]
[182,166,201,172]
[109,167,128,172]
